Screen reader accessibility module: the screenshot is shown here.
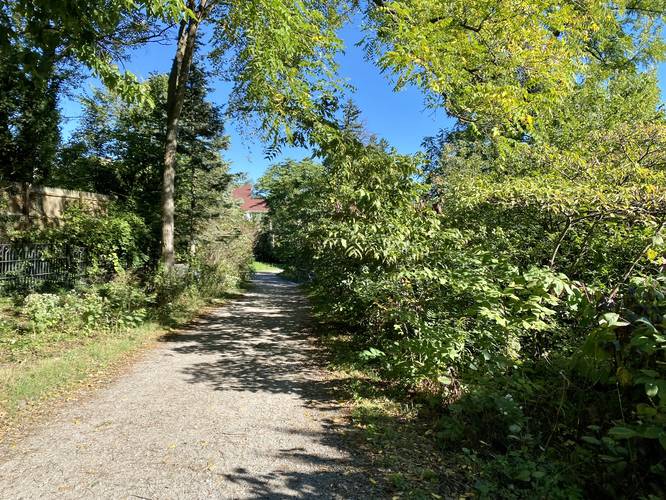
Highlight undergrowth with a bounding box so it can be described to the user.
[322,330,475,499]
[323,319,666,499]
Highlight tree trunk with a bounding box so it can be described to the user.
[161,0,206,269]
[189,160,197,256]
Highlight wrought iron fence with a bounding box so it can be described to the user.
[0,243,86,289]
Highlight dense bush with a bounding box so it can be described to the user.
[4,192,255,329]
[22,273,149,335]
[258,108,666,495]
[15,208,256,334]
[151,206,255,321]
[12,204,149,278]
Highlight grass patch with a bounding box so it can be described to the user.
[0,322,164,423]
[250,261,282,272]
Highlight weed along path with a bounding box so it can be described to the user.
[0,272,371,499]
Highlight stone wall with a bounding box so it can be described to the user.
[1,183,110,228]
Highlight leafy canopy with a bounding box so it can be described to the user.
[365,0,666,136]
[2,0,188,102]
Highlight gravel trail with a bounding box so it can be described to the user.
[0,272,370,499]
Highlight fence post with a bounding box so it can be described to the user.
[22,182,31,228]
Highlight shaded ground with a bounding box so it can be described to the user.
[0,272,373,499]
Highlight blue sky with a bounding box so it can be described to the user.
[61,19,666,183]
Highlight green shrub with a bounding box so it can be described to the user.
[20,273,151,336]
[471,448,584,500]
[257,135,666,496]
[97,272,150,328]
[13,204,149,278]
[148,211,255,323]
[22,293,61,334]
[59,289,105,329]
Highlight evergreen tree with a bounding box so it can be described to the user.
[56,63,232,261]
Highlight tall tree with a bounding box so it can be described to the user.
[158,0,351,268]
[0,41,62,183]
[56,64,231,261]
[1,1,186,102]
[365,0,665,138]
[161,0,205,268]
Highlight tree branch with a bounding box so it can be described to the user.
[607,218,666,304]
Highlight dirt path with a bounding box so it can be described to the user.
[0,272,371,499]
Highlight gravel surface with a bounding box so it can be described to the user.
[0,272,372,499]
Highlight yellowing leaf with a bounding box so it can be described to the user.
[616,367,632,386]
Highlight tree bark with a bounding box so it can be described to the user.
[161,0,206,269]
[189,160,197,256]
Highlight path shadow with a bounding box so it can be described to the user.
[161,273,329,399]
[159,272,378,499]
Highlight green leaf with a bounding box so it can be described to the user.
[514,469,532,482]
[646,382,659,398]
[608,426,638,440]
[600,313,629,328]
[637,426,662,439]
[581,436,602,446]
[616,367,632,386]
[636,404,657,417]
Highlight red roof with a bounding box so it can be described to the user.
[231,184,268,213]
